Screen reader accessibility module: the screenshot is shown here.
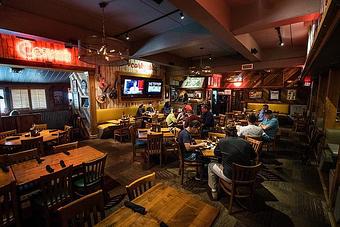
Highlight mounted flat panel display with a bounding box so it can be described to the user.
[122,77,145,95]
[181,77,205,89]
[146,79,163,96]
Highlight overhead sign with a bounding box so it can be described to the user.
[241,63,254,70]
[16,40,72,63]
[120,59,154,75]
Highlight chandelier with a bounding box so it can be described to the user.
[78,1,129,66]
[188,55,212,76]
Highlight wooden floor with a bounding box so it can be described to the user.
[77,134,330,227]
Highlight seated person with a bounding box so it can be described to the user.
[136,104,145,117]
[183,110,201,128]
[259,110,279,141]
[208,131,256,200]
[177,104,192,122]
[163,101,171,115]
[201,104,214,138]
[178,120,206,162]
[258,104,269,122]
[146,102,155,113]
[166,109,178,127]
[237,113,263,138]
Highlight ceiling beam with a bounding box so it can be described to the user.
[169,0,262,61]
[214,57,305,73]
[132,23,212,57]
[231,0,320,35]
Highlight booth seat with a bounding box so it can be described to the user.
[247,103,289,114]
[319,128,340,171]
[325,128,340,144]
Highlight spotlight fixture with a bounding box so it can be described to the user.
[180,11,184,20]
[125,33,130,40]
[250,48,258,54]
[275,27,284,47]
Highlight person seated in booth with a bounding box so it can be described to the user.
[179,120,206,179]
[200,104,214,138]
[136,104,145,117]
[166,108,178,127]
[177,104,192,122]
[258,104,269,122]
[146,102,155,113]
[237,113,263,138]
[259,110,279,141]
[163,101,171,115]
[208,130,256,200]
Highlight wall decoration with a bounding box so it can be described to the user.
[269,90,280,100]
[225,73,243,83]
[248,90,263,99]
[72,79,77,93]
[287,89,297,101]
[80,80,88,95]
[53,91,64,105]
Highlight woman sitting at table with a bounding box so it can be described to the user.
[237,113,263,138]
[166,108,178,127]
[208,130,256,200]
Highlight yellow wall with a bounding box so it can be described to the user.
[247,103,289,114]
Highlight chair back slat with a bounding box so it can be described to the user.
[39,165,74,211]
[245,137,263,164]
[21,136,43,155]
[82,154,107,192]
[0,130,17,140]
[34,124,48,131]
[57,190,105,227]
[58,131,70,145]
[0,181,19,227]
[232,163,262,185]
[7,148,39,164]
[129,125,136,146]
[146,134,162,155]
[53,142,78,154]
[126,172,156,200]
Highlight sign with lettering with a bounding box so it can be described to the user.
[16,40,72,63]
[120,59,154,75]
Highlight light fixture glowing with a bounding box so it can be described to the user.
[180,11,184,20]
[125,33,130,40]
[233,82,242,87]
[280,42,284,47]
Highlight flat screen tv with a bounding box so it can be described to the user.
[146,80,162,95]
[122,77,145,95]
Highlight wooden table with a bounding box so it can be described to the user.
[137,128,174,140]
[0,129,64,146]
[11,146,105,186]
[0,168,15,187]
[96,183,219,227]
[107,118,135,125]
[195,140,216,157]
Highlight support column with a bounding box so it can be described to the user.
[88,70,97,135]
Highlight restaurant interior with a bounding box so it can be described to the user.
[0,0,339,226]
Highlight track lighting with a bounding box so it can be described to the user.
[180,11,184,20]
[275,27,284,47]
[125,33,130,40]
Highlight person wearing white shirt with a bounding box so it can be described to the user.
[237,114,263,138]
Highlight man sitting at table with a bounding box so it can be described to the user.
[136,104,145,117]
[259,110,279,141]
[237,113,263,138]
[208,130,256,200]
[166,108,178,127]
[201,104,214,138]
[178,120,206,162]
[177,104,192,122]
[258,104,269,122]
[146,102,155,113]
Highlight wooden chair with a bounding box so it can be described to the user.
[218,114,226,127]
[219,163,262,214]
[126,172,156,200]
[114,120,130,142]
[58,131,70,145]
[208,132,226,141]
[57,190,105,227]
[64,125,73,141]
[73,154,107,196]
[33,165,74,226]
[0,181,20,227]
[129,126,145,162]
[245,137,263,164]
[177,141,202,185]
[0,129,17,140]
[7,148,39,165]
[172,127,181,140]
[21,136,43,154]
[52,141,78,154]
[34,123,48,131]
[144,133,163,168]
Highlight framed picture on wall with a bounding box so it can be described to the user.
[248,90,262,99]
[53,91,64,105]
[287,89,296,101]
[72,79,77,93]
[269,90,280,100]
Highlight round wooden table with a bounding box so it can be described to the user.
[0,129,64,146]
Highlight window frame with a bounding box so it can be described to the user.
[10,88,31,110]
[30,88,48,110]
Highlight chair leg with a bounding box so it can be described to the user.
[228,194,234,214]
[181,167,184,185]
[160,152,162,167]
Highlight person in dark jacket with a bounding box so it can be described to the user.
[136,104,145,117]
[208,131,256,200]
[200,104,214,138]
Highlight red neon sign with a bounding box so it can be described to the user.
[16,40,72,63]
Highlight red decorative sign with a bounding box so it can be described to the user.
[16,40,72,63]
[208,74,222,88]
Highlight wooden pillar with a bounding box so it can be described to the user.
[324,68,340,129]
[88,71,97,135]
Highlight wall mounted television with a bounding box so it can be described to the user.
[122,76,145,96]
[146,79,163,96]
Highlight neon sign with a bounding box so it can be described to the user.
[16,40,72,63]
